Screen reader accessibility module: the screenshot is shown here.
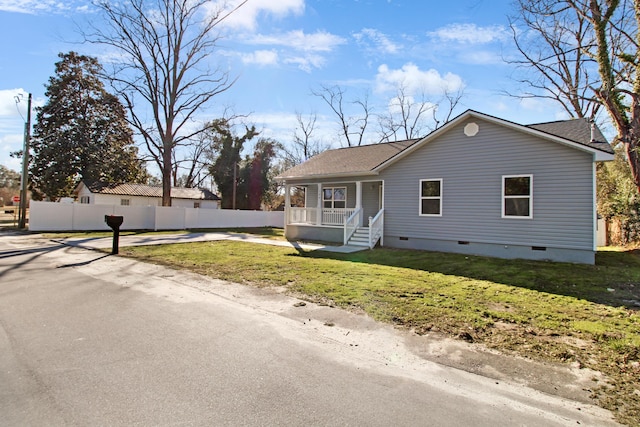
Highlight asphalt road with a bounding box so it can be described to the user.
[0,232,620,426]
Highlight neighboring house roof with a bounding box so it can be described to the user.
[277,110,615,181]
[79,181,220,201]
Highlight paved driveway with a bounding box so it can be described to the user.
[0,232,620,426]
[53,231,366,253]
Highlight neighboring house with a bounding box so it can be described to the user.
[75,181,221,209]
[277,110,614,264]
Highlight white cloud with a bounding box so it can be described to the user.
[0,129,25,172]
[0,0,90,14]
[375,63,465,95]
[465,50,503,65]
[241,30,346,72]
[246,30,346,53]
[519,96,546,112]
[283,54,326,73]
[0,90,44,171]
[214,0,305,32]
[250,111,336,149]
[0,89,29,119]
[353,28,400,54]
[429,23,509,44]
[241,50,279,66]
[386,94,437,114]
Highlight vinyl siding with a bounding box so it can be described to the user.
[379,118,595,251]
[362,182,382,219]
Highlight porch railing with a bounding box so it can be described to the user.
[344,208,363,245]
[288,207,318,224]
[323,208,356,226]
[288,207,357,226]
[368,208,384,249]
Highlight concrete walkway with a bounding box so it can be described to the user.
[53,231,368,254]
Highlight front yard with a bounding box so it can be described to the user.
[111,230,640,425]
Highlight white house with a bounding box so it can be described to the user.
[75,181,221,209]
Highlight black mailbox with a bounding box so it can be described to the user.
[104,215,124,254]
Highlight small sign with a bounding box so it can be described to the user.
[12,195,20,203]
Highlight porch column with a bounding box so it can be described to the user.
[316,183,323,225]
[284,184,291,229]
[356,181,363,227]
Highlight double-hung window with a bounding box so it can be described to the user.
[502,175,532,218]
[419,179,442,216]
[323,187,346,209]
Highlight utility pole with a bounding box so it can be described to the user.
[18,93,32,229]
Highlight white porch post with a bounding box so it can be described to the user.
[316,183,323,225]
[284,184,291,231]
[356,181,363,227]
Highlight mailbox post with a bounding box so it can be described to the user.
[104,215,124,255]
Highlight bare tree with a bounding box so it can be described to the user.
[86,0,247,205]
[378,84,464,142]
[510,0,640,191]
[508,1,602,119]
[171,134,210,188]
[293,112,319,161]
[311,85,371,147]
[172,109,248,188]
[282,112,329,166]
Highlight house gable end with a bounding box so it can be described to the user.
[372,110,614,173]
[378,116,597,257]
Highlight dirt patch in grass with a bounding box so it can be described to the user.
[120,239,640,426]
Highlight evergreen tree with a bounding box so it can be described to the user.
[30,52,147,200]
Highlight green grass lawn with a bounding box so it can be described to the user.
[82,230,640,425]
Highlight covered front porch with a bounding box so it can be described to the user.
[283,180,384,248]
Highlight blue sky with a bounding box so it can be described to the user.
[0,0,566,175]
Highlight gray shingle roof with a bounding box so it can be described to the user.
[277,138,420,179]
[277,111,614,181]
[527,117,614,154]
[83,181,220,201]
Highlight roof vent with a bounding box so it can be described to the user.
[464,122,479,137]
[590,120,597,142]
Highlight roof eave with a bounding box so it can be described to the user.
[595,151,615,162]
[468,111,614,156]
[276,170,379,182]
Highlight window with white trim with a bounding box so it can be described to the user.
[323,187,346,209]
[502,175,532,218]
[79,196,90,204]
[419,179,442,216]
[120,198,130,206]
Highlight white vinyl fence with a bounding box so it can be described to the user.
[28,201,284,232]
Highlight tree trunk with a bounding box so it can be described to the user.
[162,145,172,206]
